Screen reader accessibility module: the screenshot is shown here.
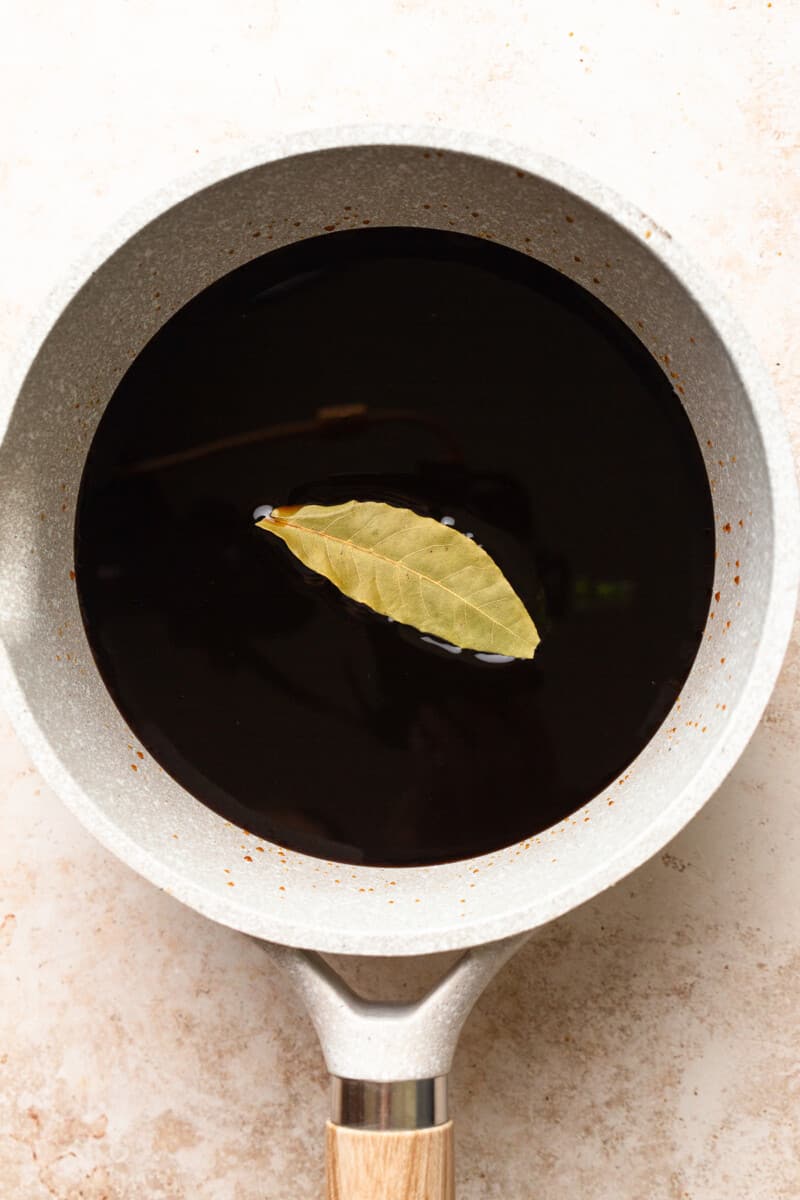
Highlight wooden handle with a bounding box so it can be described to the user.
[326,1121,454,1200]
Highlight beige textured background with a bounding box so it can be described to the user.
[1,2,799,1197]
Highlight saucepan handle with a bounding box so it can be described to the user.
[326,1076,453,1199]
[326,1122,454,1200]
[258,936,527,1199]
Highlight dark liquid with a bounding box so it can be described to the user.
[76,228,714,866]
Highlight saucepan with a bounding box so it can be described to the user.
[1,129,797,1198]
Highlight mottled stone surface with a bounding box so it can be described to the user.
[1,2,798,1196]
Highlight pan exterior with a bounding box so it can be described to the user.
[1,128,797,955]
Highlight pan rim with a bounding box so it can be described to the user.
[1,124,797,955]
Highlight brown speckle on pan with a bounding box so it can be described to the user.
[608,799,615,806]
[244,855,252,862]
[720,657,726,664]
[69,570,76,581]
[130,763,138,772]
[256,846,264,853]
[323,225,336,232]
[734,575,740,585]
[723,522,732,533]
[227,881,235,887]
[565,215,574,224]
[715,591,721,602]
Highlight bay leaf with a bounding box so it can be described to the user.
[256,500,540,659]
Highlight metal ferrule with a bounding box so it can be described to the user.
[330,1076,448,1130]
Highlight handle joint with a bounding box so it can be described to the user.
[330,1076,448,1130]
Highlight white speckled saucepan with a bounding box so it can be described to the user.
[1,130,797,1198]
